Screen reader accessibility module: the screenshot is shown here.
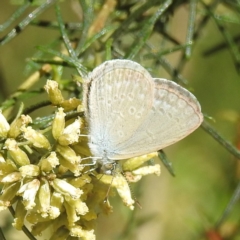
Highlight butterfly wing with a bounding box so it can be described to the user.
[86,60,155,158]
[109,78,203,159]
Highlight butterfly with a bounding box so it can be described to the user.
[84,59,203,174]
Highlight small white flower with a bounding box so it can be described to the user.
[98,173,135,210]
[58,118,82,145]
[132,164,161,176]
[70,226,96,240]
[17,179,40,210]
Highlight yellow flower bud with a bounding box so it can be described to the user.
[1,172,21,183]
[12,200,27,230]
[64,201,80,226]
[77,103,85,112]
[8,115,32,138]
[99,198,113,215]
[0,161,17,175]
[58,155,83,176]
[65,195,88,215]
[22,126,51,149]
[26,211,47,224]
[80,184,94,202]
[49,192,64,219]
[122,152,158,171]
[58,118,82,146]
[114,177,134,210]
[132,164,161,176]
[17,179,40,210]
[0,182,20,210]
[98,173,135,210]
[56,144,81,164]
[38,180,51,218]
[19,164,40,178]
[52,107,65,140]
[44,80,64,105]
[82,210,97,221]
[39,152,59,172]
[72,141,91,156]
[5,139,30,166]
[124,171,142,183]
[49,226,69,240]
[69,226,96,240]
[58,165,68,175]
[52,178,82,199]
[32,221,53,237]
[60,97,81,111]
[0,111,10,138]
[68,174,92,188]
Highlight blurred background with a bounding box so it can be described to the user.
[0,0,240,239]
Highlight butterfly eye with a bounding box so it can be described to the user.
[101,163,115,175]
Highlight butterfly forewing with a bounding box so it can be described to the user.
[87,60,155,157]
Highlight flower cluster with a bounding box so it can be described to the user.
[0,80,160,239]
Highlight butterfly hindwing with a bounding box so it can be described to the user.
[109,78,203,159]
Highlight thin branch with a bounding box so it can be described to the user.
[185,0,198,58]
[0,0,57,46]
[216,180,240,228]
[201,120,240,159]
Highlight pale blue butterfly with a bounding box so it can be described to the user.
[85,60,203,174]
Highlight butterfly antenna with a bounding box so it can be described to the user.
[103,163,119,203]
[103,175,114,203]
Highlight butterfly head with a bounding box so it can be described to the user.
[98,161,117,175]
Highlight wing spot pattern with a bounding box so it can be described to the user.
[175,117,180,123]
[159,107,165,115]
[129,106,136,115]
[128,92,134,100]
[168,112,173,119]
[168,92,178,102]
[136,112,143,118]
[120,94,125,100]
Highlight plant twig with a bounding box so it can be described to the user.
[201,120,240,159]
